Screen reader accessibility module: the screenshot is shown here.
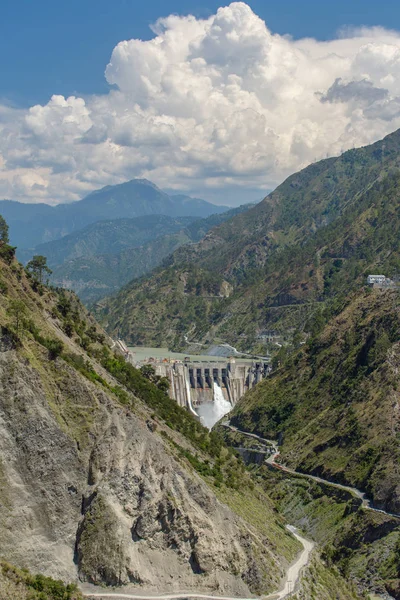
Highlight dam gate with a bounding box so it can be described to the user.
[155,358,270,413]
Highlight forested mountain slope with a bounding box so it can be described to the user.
[20,215,196,266]
[99,128,400,349]
[38,205,252,303]
[230,287,400,514]
[52,231,192,303]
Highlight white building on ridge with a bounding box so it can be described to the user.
[367,274,387,286]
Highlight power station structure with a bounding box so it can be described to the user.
[154,357,271,411]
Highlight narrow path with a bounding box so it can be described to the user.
[225,424,400,520]
[83,527,314,600]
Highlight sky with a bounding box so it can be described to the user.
[2,0,400,205]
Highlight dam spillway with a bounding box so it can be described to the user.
[154,357,271,419]
[197,381,233,429]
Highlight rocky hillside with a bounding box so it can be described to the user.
[0,245,303,596]
[98,128,400,350]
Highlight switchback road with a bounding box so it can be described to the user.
[224,424,400,519]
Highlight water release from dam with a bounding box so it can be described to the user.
[197,381,232,429]
[128,346,271,428]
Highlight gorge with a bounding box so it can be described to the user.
[4,127,400,600]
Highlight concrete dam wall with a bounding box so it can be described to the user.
[155,358,270,415]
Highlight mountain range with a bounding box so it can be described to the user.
[0,178,228,250]
[2,123,400,600]
[18,205,252,303]
[97,128,400,351]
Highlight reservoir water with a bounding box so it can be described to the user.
[128,346,238,363]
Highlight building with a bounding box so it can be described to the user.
[367,274,387,286]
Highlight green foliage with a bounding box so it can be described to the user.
[140,364,156,380]
[0,278,10,295]
[0,215,9,244]
[45,339,64,360]
[27,321,64,360]
[63,353,107,387]
[0,560,82,599]
[26,255,52,284]
[57,294,72,317]
[0,243,16,264]
[7,299,27,336]
[110,385,130,405]
[230,289,400,510]
[160,431,245,489]
[140,363,170,395]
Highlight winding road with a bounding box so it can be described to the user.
[83,422,400,600]
[224,424,400,520]
[83,527,314,600]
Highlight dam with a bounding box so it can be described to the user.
[154,357,271,425]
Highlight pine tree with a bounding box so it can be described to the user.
[26,255,52,284]
[0,215,9,244]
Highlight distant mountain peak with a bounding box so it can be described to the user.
[1,177,229,250]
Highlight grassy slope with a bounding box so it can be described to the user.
[0,561,82,600]
[230,288,400,513]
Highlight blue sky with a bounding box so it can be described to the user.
[2,0,400,107]
[2,1,400,205]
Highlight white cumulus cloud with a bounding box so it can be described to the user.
[3,2,400,204]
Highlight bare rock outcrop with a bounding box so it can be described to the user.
[0,348,287,596]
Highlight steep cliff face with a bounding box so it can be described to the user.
[0,253,297,595]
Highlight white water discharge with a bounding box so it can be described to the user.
[185,374,199,418]
[197,381,232,430]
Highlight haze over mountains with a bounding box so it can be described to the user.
[99,127,400,352]
[42,205,253,302]
[0,178,229,250]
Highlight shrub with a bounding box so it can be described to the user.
[0,244,16,264]
[45,339,64,360]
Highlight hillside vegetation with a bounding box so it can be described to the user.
[98,128,400,350]
[21,206,252,303]
[218,285,400,597]
[0,242,305,596]
[230,288,400,514]
[20,215,195,265]
[0,561,82,600]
